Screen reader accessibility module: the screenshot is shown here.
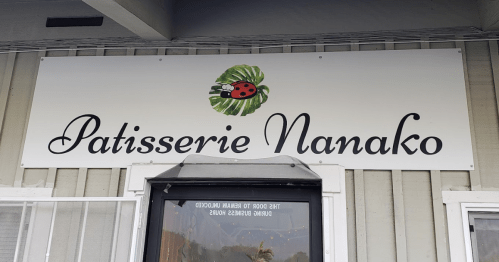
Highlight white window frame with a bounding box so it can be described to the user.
[0,197,142,262]
[124,163,349,262]
[443,191,499,262]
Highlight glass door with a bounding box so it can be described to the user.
[145,184,322,262]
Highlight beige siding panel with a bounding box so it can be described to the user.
[291,46,316,53]
[84,168,112,197]
[466,41,493,60]
[53,168,79,197]
[0,53,9,92]
[325,45,350,52]
[345,169,357,262]
[402,171,437,262]
[228,48,251,54]
[466,41,499,189]
[135,48,160,56]
[258,47,282,54]
[197,49,220,55]
[46,50,70,57]
[117,168,127,197]
[394,42,421,50]
[363,170,396,262]
[22,168,48,187]
[104,49,127,56]
[76,49,97,56]
[440,171,471,191]
[430,42,456,49]
[0,52,38,186]
[166,49,189,55]
[359,43,385,51]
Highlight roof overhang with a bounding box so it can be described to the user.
[147,155,322,185]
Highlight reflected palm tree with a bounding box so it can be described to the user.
[246,241,274,262]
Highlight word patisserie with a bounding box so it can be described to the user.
[48,113,442,156]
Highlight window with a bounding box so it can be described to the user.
[469,212,499,262]
[145,184,323,262]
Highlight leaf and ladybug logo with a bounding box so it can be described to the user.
[209,65,270,116]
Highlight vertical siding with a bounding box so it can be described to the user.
[0,52,38,186]
[364,170,396,262]
[466,41,499,189]
[402,171,437,262]
[0,38,498,262]
[345,169,357,262]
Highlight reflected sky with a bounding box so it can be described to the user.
[161,200,309,261]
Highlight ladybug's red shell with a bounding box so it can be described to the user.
[230,81,257,100]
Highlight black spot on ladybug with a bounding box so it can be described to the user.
[244,84,248,87]
[236,87,240,90]
[249,89,254,92]
[240,92,246,96]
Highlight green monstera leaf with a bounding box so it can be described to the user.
[209,65,270,116]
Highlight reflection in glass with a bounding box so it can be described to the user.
[475,218,499,262]
[160,201,309,262]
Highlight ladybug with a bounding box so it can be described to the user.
[220,81,257,100]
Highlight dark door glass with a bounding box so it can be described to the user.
[159,200,309,262]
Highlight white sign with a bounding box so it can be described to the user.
[22,49,473,170]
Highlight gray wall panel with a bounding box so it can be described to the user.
[440,171,471,191]
[166,49,189,55]
[117,168,127,197]
[104,49,128,56]
[0,52,38,186]
[430,42,456,49]
[46,50,70,57]
[22,168,48,188]
[402,171,437,262]
[84,169,112,197]
[53,169,79,197]
[359,43,385,51]
[345,169,357,262]
[228,48,251,54]
[76,49,98,57]
[136,48,161,56]
[466,41,499,189]
[395,42,421,50]
[291,46,316,53]
[196,49,220,55]
[260,47,284,53]
[364,170,397,262]
[325,45,351,52]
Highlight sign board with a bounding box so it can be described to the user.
[22,49,474,170]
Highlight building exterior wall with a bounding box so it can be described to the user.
[0,39,498,262]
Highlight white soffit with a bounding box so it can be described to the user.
[83,0,171,40]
